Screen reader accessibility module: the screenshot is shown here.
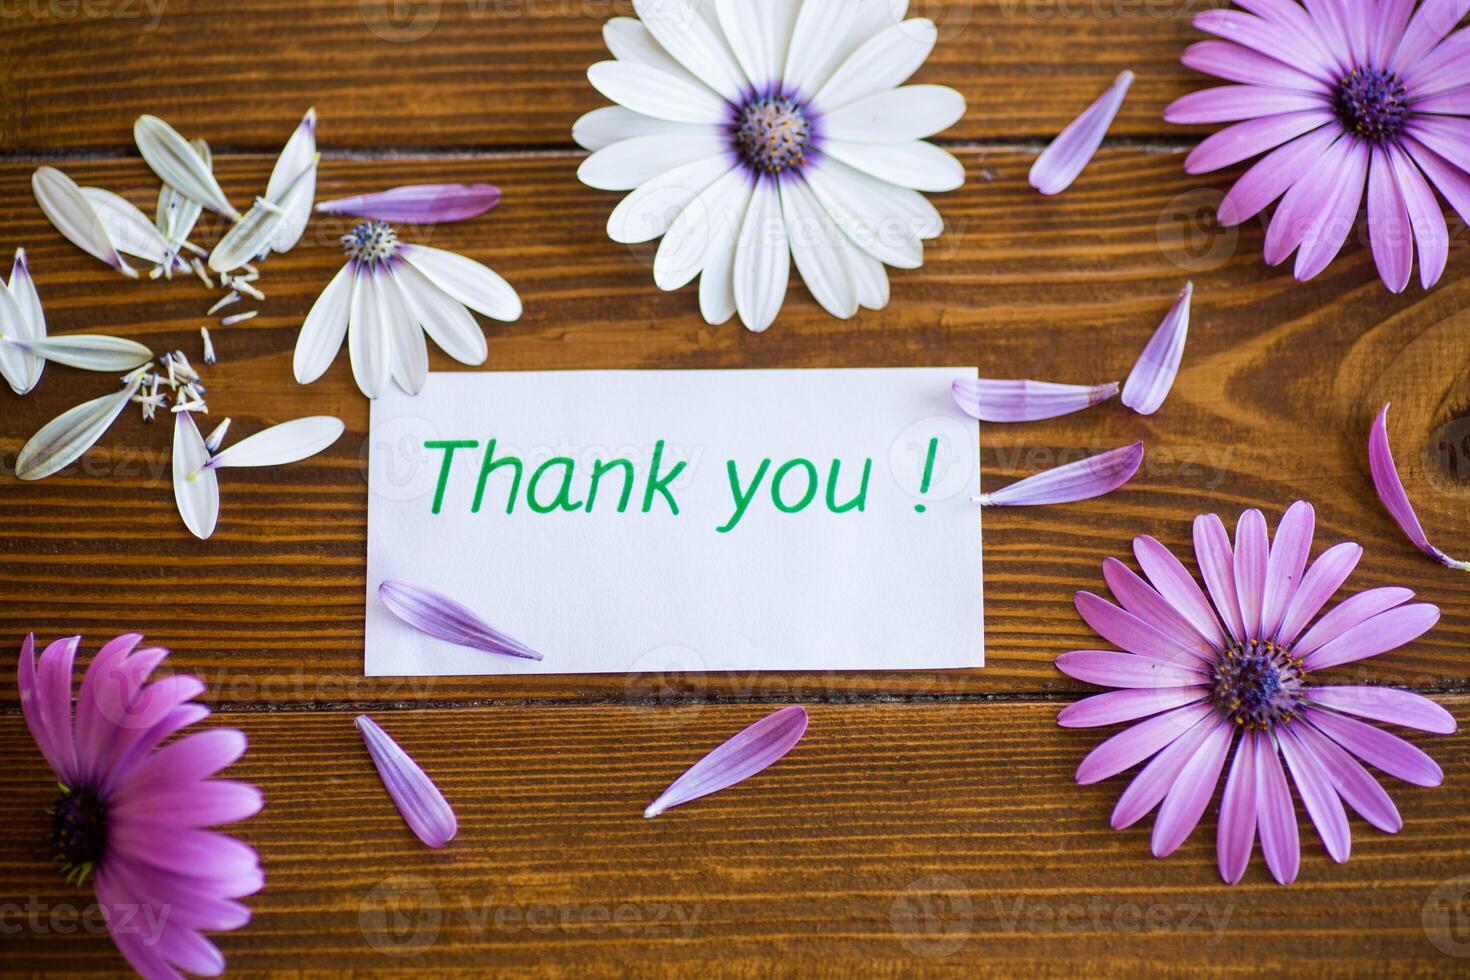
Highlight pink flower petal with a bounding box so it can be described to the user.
[1293,138,1369,281]
[1261,500,1314,638]
[356,715,458,847]
[1234,509,1270,640]
[1306,708,1443,786]
[1075,701,1215,785]
[1132,535,1228,648]
[1057,686,1207,728]
[1275,541,1362,645]
[1391,0,1470,71]
[1300,602,1440,670]
[1029,70,1132,195]
[1194,513,1246,643]
[1184,110,1333,174]
[1216,729,1258,883]
[951,377,1118,422]
[1254,730,1300,885]
[315,183,501,224]
[1152,716,1235,856]
[1056,650,1210,689]
[645,705,807,817]
[1076,591,1211,663]
[979,441,1144,507]
[1180,40,1330,92]
[1109,709,1219,828]
[1191,9,1336,81]
[1301,686,1457,734]
[1293,586,1415,659]
[1384,142,1450,289]
[1101,557,1216,658]
[1368,403,1463,567]
[1120,283,1191,416]
[379,579,542,660]
[1262,133,1351,265]
[1217,124,1340,226]
[1164,84,1325,124]
[1367,146,1414,293]
[1291,720,1402,833]
[1278,726,1351,862]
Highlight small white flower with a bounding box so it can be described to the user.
[172,412,344,539]
[574,0,966,332]
[294,218,522,399]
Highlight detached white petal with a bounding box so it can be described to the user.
[17,370,146,480]
[265,108,318,255]
[135,115,239,219]
[156,139,209,251]
[0,286,34,395]
[8,334,153,373]
[2,249,45,394]
[208,201,285,274]
[207,416,344,469]
[32,167,137,277]
[172,411,220,539]
[79,187,178,267]
[1030,70,1133,196]
[398,244,522,322]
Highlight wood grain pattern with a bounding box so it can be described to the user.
[3,700,1469,976]
[0,0,1218,151]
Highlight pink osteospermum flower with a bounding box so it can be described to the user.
[18,633,263,979]
[1166,0,1470,291]
[1056,501,1455,884]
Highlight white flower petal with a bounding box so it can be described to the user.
[733,178,790,332]
[784,0,905,99]
[603,15,709,89]
[698,184,753,325]
[266,108,318,202]
[716,0,800,92]
[654,166,754,291]
[820,85,966,142]
[134,115,239,219]
[172,411,220,539]
[156,139,208,247]
[376,268,427,395]
[577,132,731,191]
[803,162,923,268]
[813,17,936,110]
[843,240,891,310]
[348,264,390,399]
[208,201,284,274]
[10,334,153,372]
[606,155,735,244]
[269,159,317,255]
[572,107,702,151]
[393,259,488,366]
[17,371,144,481]
[398,244,522,322]
[587,61,732,124]
[3,250,45,394]
[780,176,857,318]
[294,262,354,384]
[31,167,136,277]
[79,187,176,266]
[822,139,965,192]
[0,287,33,395]
[632,0,747,101]
[208,416,344,469]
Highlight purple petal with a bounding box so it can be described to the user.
[379,579,542,660]
[645,705,807,817]
[1261,500,1314,638]
[315,184,501,224]
[1275,541,1362,645]
[1120,283,1191,416]
[1254,730,1300,884]
[1301,686,1456,734]
[1384,142,1450,289]
[979,441,1144,507]
[1075,701,1215,785]
[356,715,458,847]
[1300,602,1440,670]
[1057,686,1207,728]
[1293,139,1370,281]
[1306,708,1443,786]
[1056,650,1209,689]
[1132,535,1228,648]
[1194,513,1246,643]
[19,634,80,784]
[1292,721,1402,833]
[1293,586,1415,659]
[1110,709,1219,828]
[1402,135,1470,229]
[1367,146,1414,292]
[1391,0,1470,72]
[1164,85,1325,124]
[1234,509,1270,641]
[1216,729,1258,883]
[951,377,1118,422]
[1076,590,1211,663]
[1262,133,1351,265]
[1191,9,1336,81]
[1152,717,1234,856]
[1278,726,1350,862]
[1029,70,1132,195]
[1184,111,1333,174]
[1101,557,1216,658]
[1217,124,1340,226]
[1369,403,1461,566]
[1180,40,1331,92]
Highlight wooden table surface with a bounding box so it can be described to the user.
[3,1,1469,975]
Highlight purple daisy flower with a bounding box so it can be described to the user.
[1166,0,1470,291]
[17,633,264,978]
[1056,501,1455,884]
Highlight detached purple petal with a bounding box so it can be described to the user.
[645,706,807,818]
[1368,403,1467,569]
[1030,70,1133,195]
[356,715,457,848]
[316,184,501,224]
[379,578,543,660]
[952,378,1118,422]
[1121,282,1192,415]
[980,441,1144,506]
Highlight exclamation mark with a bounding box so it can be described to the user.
[914,437,938,512]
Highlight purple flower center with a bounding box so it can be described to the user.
[49,786,107,880]
[733,94,812,174]
[342,219,399,262]
[1211,638,1306,729]
[1334,66,1409,143]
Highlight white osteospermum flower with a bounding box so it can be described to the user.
[294,219,522,399]
[574,0,966,332]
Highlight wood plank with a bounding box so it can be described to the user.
[2,700,1468,975]
[0,0,1219,152]
[0,151,1466,705]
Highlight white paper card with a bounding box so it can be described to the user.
[365,368,982,676]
